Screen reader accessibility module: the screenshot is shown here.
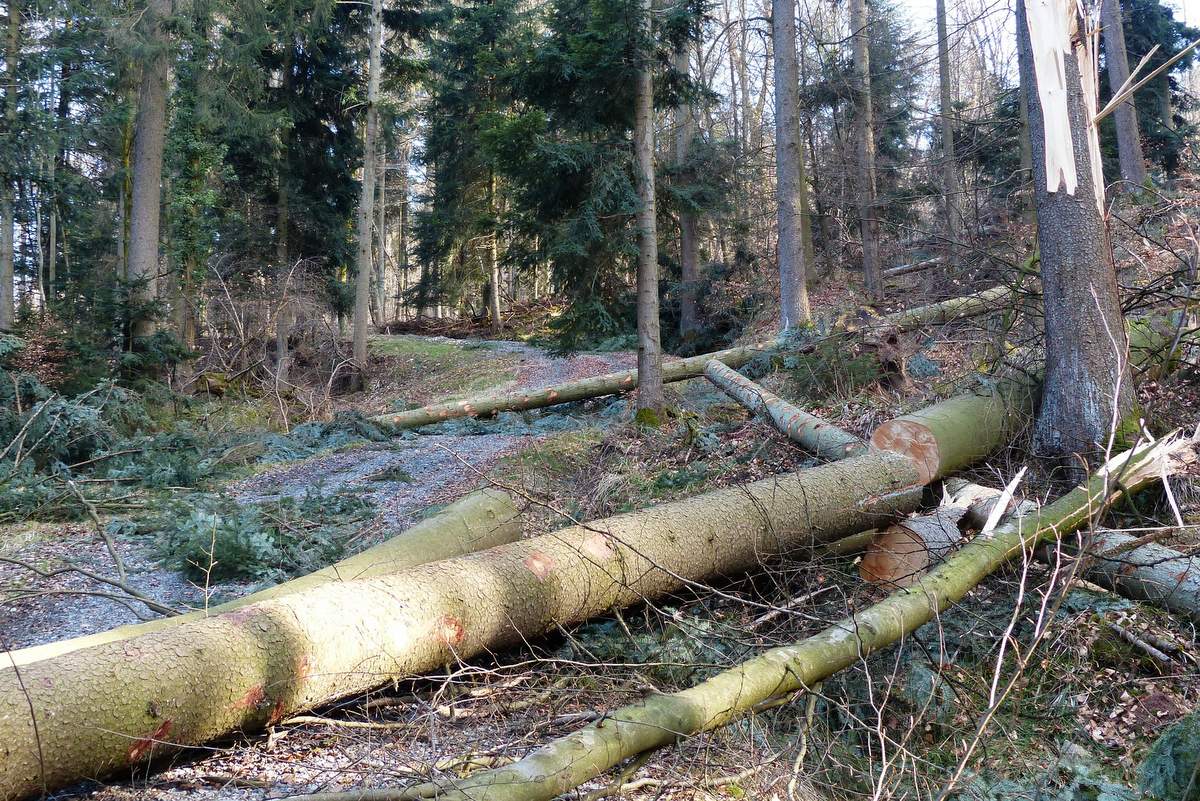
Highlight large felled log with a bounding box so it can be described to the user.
[0,451,930,800]
[703,360,866,460]
[4,489,523,667]
[328,438,1193,801]
[376,285,1016,431]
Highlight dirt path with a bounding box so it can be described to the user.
[0,339,633,655]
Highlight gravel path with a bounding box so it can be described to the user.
[0,339,632,655]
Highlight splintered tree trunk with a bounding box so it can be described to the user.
[0,0,15,330]
[704,360,864,460]
[772,0,811,328]
[936,0,963,258]
[1101,0,1149,188]
[375,284,1016,431]
[1018,0,1135,468]
[127,0,172,339]
[5,490,522,667]
[674,46,701,339]
[352,0,383,381]
[393,439,1191,801]
[849,0,883,300]
[0,449,935,799]
[633,0,664,414]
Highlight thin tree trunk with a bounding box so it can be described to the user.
[849,0,882,300]
[633,0,663,414]
[352,0,382,384]
[275,163,290,384]
[1017,0,1136,468]
[487,171,502,334]
[372,138,387,326]
[936,0,963,259]
[674,46,701,339]
[1101,0,1148,188]
[127,0,173,338]
[397,140,409,320]
[772,0,811,328]
[0,0,19,330]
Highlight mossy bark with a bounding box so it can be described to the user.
[3,490,523,668]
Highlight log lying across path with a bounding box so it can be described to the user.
[362,437,1195,801]
[376,284,1016,431]
[3,489,523,668]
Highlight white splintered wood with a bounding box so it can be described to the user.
[1023,0,1078,195]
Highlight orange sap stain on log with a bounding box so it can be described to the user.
[235,685,266,711]
[438,616,466,646]
[524,552,555,580]
[581,533,616,562]
[268,700,288,726]
[548,390,560,401]
[128,719,173,762]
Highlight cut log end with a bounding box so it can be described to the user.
[870,419,940,484]
[860,525,933,587]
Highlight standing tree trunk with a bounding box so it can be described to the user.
[373,138,387,326]
[127,0,173,339]
[487,171,502,334]
[674,46,701,340]
[936,0,963,259]
[1100,0,1149,189]
[275,162,291,385]
[633,0,664,415]
[0,0,17,330]
[352,0,383,384]
[772,0,811,329]
[849,0,882,300]
[397,141,409,321]
[1017,0,1136,467]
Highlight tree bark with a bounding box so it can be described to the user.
[772,0,811,328]
[936,0,963,259]
[4,490,522,668]
[374,284,1016,430]
[352,0,383,383]
[1018,0,1137,468]
[849,0,882,300]
[487,171,502,334]
[1101,0,1149,189]
[1080,530,1200,624]
[0,0,17,330]
[359,439,1190,801]
[674,46,701,340]
[127,0,173,339]
[704,360,864,460]
[633,0,663,414]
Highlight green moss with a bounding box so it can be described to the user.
[634,407,662,428]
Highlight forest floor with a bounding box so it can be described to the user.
[6,184,1200,800]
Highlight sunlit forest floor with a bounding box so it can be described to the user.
[5,183,1200,800]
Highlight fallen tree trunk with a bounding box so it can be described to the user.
[1078,529,1200,624]
[703,360,866,460]
[3,489,523,668]
[376,285,1016,431]
[0,450,929,800]
[305,437,1195,801]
